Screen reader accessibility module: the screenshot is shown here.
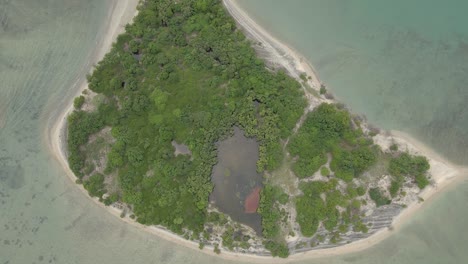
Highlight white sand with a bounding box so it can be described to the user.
[222,0,321,88]
[45,0,467,262]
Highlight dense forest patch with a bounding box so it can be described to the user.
[289,103,378,181]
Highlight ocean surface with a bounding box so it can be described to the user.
[235,0,468,263]
[238,0,468,166]
[0,0,467,264]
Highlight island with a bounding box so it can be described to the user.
[51,0,464,260]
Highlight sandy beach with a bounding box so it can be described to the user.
[45,0,467,263]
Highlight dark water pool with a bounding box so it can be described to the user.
[210,127,263,234]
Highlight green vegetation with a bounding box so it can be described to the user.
[356,186,366,196]
[67,111,104,178]
[213,244,221,254]
[264,240,289,258]
[67,0,305,254]
[295,178,371,238]
[65,0,432,257]
[352,220,369,233]
[258,186,285,239]
[389,153,430,189]
[290,104,392,237]
[387,152,431,196]
[288,104,377,180]
[299,73,307,82]
[83,173,106,198]
[73,95,85,109]
[103,193,119,206]
[320,166,330,176]
[389,180,401,197]
[206,212,228,226]
[369,188,390,207]
[296,180,346,237]
[221,226,251,250]
[319,84,327,95]
[258,185,289,257]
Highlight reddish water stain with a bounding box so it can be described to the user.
[244,187,261,213]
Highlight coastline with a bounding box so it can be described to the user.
[44,0,467,263]
[223,0,467,259]
[222,0,322,103]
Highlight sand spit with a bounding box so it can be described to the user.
[44,0,467,262]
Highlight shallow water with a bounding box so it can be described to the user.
[1,1,468,264]
[237,0,468,166]
[210,127,262,234]
[235,0,468,263]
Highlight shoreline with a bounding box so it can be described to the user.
[222,1,322,94]
[223,0,467,260]
[44,0,467,263]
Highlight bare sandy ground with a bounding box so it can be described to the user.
[45,0,467,263]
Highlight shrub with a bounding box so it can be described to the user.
[356,186,366,196]
[83,173,106,198]
[389,153,430,189]
[103,193,119,206]
[320,166,330,176]
[258,185,287,239]
[264,240,289,258]
[389,180,401,197]
[320,85,327,95]
[369,188,390,207]
[213,244,221,254]
[415,174,430,189]
[73,96,85,109]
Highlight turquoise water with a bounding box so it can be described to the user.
[235,0,468,263]
[1,0,468,263]
[238,0,468,166]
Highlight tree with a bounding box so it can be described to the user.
[83,173,106,198]
[389,153,430,189]
[73,96,85,109]
[320,166,330,176]
[369,188,390,207]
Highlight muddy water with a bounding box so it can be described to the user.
[210,127,263,234]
